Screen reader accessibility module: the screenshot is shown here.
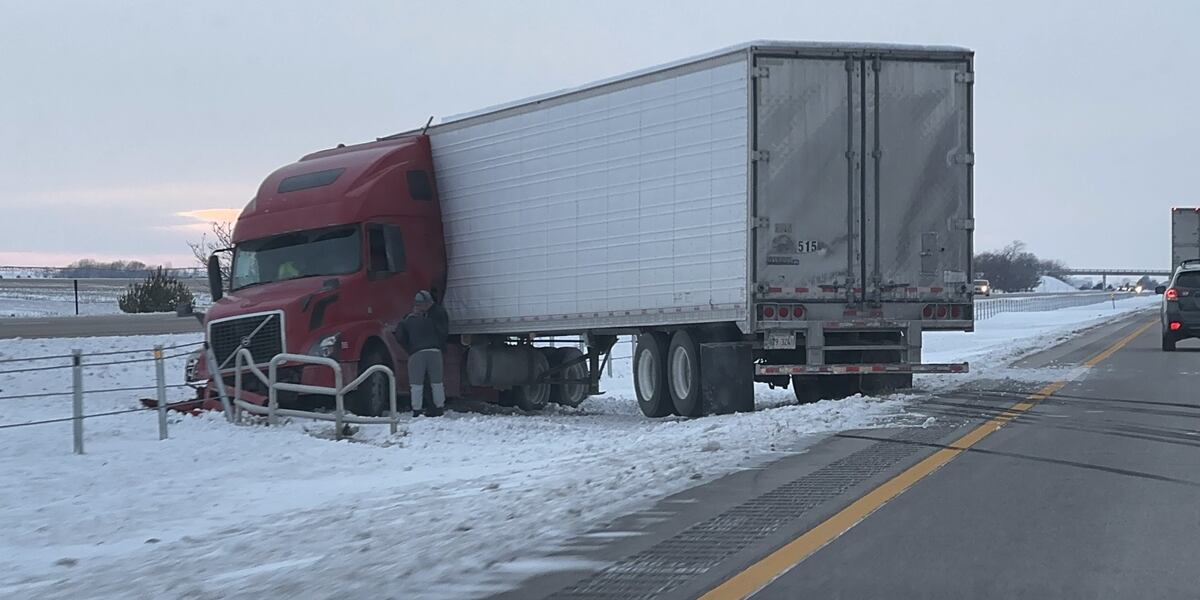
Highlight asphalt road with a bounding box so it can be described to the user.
[0,314,203,339]
[489,310,1199,600]
[755,315,1197,599]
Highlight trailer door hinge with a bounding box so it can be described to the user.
[754,216,770,229]
[955,72,975,84]
[751,150,770,162]
[953,153,975,165]
[954,218,975,231]
[753,66,770,79]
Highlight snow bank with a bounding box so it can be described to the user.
[920,293,1158,388]
[0,295,1158,599]
[1034,275,1082,293]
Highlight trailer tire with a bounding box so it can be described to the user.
[860,374,913,395]
[549,347,589,408]
[791,375,821,405]
[513,350,550,411]
[350,346,393,417]
[634,333,672,417]
[668,329,704,417]
[791,374,860,404]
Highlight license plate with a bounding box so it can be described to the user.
[765,330,796,350]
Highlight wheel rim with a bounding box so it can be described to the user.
[565,363,587,404]
[670,345,692,399]
[637,350,657,400]
[527,383,549,407]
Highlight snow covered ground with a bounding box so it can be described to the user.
[0,279,209,317]
[0,295,1158,599]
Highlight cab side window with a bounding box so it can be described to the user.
[367,224,406,278]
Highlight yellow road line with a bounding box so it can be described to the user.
[700,319,1156,600]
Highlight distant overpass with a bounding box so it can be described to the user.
[1053,268,1172,277]
[1049,268,1171,287]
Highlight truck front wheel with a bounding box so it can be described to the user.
[349,346,393,417]
[634,333,672,417]
[668,329,704,417]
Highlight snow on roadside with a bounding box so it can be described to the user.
[920,293,1159,389]
[0,294,1159,599]
[1033,274,1083,293]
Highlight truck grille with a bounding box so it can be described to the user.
[209,312,284,369]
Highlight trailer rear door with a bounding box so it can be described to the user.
[864,56,973,302]
[753,57,861,303]
[753,52,972,305]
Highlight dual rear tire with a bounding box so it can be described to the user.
[633,329,734,418]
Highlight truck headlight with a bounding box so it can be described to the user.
[314,333,341,358]
[185,351,201,382]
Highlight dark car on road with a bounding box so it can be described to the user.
[1160,259,1200,350]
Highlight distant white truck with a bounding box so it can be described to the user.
[1172,208,1200,272]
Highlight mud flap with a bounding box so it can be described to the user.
[700,342,754,415]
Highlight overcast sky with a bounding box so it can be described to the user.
[1,0,1194,269]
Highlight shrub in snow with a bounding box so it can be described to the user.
[118,268,195,313]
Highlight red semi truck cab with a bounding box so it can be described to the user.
[200,134,460,413]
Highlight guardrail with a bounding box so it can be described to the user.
[229,348,399,439]
[974,291,1136,321]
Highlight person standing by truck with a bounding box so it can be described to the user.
[394,290,449,417]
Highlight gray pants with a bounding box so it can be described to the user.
[407,348,445,410]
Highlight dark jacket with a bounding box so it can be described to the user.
[394,303,449,354]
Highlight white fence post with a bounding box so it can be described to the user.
[154,345,168,440]
[71,349,83,455]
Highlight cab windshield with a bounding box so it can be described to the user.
[231,225,361,290]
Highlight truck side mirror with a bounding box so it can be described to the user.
[1155,285,1167,295]
[208,254,224,302]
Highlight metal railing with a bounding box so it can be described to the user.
[974,291,1136,321]
[229,348,398,439]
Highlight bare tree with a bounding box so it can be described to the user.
[974,240,1054,292]
[188,221,234,281]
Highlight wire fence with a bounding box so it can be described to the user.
[0,341,205,453]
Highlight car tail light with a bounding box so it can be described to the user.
[778,305,791,318]
[761,304,776,319]
[1171,322,1183,331]
[1167,288,1180,301]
